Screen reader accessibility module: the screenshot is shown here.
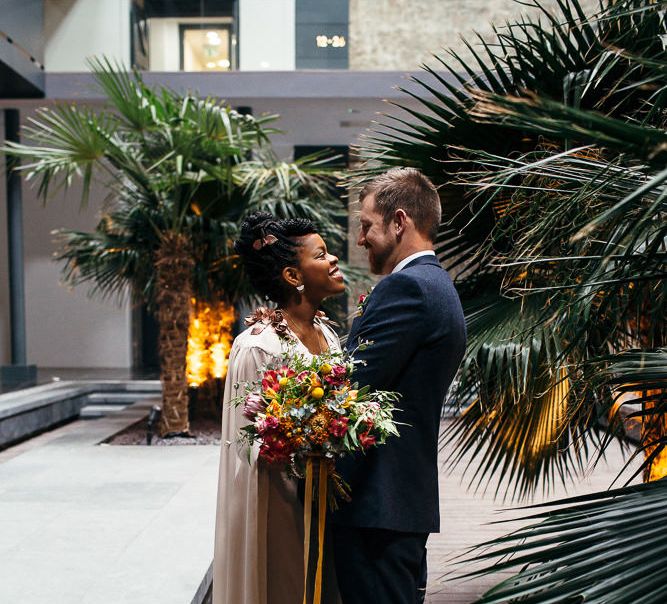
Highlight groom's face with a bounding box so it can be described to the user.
[358,194,396,275]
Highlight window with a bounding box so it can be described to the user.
[180,25,232,72]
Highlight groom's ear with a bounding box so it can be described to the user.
[394,209,409,237]
[282,266,302,288]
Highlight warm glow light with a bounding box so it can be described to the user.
[217,59,230,68]
[187,299,236,387]
[642,391,667,481]
[646,445,667,481]
[205,61,216,69]
[611,389,667,482]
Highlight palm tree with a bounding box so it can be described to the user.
[356,0,666,492]
[3,58,347,436]
[352,0,667,600]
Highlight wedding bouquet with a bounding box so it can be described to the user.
[235,346,400,485]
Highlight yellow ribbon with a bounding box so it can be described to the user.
[302,457,329,604]
[303,458,314,604]
[314,460,328,604]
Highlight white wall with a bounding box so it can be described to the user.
[44,0,296,72]
[24,259,132,368]
[12,108,132,368]
[239,0,295,70]
[44,0,131,71]
[20,188,133,368]
[148,19,180,72]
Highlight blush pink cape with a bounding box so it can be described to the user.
[212,316,341,604]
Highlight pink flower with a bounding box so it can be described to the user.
[255,416,279,434]
[278,365,296,378]
[261,370,280,392]
[356,288,374,316]
[259,432,292,464]
[329,417,349,438]
[324,365,348,386]
[243,393,266,420]
[358,431,376,450]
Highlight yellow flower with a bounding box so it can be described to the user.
[319,363,332,375]
[266,401,282,416]
[264,387,278,399]
[310,387,325,400]
[279,377,289,388]
[281,417,295,437]
[342,389,358,408]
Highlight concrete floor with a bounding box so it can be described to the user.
[0,401,217,604]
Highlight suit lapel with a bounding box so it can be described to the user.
[347,316,362,351]
[346,256,440,351]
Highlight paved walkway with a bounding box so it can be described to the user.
[0,402,219,604]
[0,407,641,604]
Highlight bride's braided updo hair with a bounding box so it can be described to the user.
[235,211,317,305]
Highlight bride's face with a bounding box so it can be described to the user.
[289,233,345,300]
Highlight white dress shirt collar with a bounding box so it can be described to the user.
[391,250,436,274]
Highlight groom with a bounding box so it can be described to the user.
[331,168,466,603]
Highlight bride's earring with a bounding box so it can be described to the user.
[296,284,305,293]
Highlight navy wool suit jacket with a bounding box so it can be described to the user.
[332,255,466,534]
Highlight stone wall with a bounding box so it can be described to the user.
[349,0,599,70]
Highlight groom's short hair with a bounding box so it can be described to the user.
[359,168,441,241]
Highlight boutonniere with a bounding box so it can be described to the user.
[356,287,374,317]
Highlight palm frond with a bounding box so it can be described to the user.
[3,104,120,205]
[352,0,667,500]
[458,478,667,604]
[233,150,348,247]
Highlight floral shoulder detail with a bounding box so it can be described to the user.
[245,307,292,340]
[245,307,338,340]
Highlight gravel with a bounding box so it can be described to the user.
[107,416,222,446]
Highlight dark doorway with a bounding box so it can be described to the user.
[132,305,160,377]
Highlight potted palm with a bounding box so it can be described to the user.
[3,58,347,436]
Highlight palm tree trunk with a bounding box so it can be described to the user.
[155,231,195,436]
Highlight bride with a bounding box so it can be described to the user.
[213,212,345,604]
